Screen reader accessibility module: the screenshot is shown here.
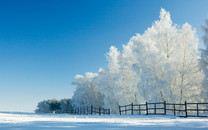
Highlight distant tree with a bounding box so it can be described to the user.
[35,98,73,114]
[59,98,72,113]
[35,100,51,113]
[49,99,60,113]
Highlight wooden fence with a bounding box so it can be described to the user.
[71,105,110,115]
[119,101,208,117]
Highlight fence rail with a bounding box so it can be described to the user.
[70,105,110,115]
[119,101,208,117]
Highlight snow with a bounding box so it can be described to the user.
[0,112,208,129]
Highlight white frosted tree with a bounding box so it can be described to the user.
[59,98,72,114]
[95,46,121,113]
[200,20,208,100]
[72,8,205,114]
[130,9,204,103]
[72,73,104,108]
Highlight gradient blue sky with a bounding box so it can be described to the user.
[0,0,208,112]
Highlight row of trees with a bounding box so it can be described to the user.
[35,98,72,113]
[72,8,208,114]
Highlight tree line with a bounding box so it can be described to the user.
[35,98,72,113]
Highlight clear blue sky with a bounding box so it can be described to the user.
[0,0,208,112]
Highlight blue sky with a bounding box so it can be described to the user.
[0,0,208,112]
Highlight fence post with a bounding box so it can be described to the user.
[119,105,121,115]
[154,103,156,114]
[197,103,199,117]
[108,109,110,115]
[164,101,166,115]
[139,105,141,115]
[125,106,127,115]
[99,107,101,115]
[131,103,133,115]
[185,101,187,117]
[174,104,176,115]
[146,102,148,115]
[91,105,93,115]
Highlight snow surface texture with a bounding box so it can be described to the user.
[0,112,208,130]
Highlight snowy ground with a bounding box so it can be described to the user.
[0,112,208,129]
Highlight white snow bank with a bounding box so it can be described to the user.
[0,112,208,129]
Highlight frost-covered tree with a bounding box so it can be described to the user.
[72,8,205,113]
[49,99,60,113]
[35,100,51,113]
[200,20,208,100]
[35,99,60,113]
[72,72,104,108]
[129,9,204,103]
[59,98,73,113]
[35,98,73,114]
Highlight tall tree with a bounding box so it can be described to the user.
[72,73,104,108]
[200,20,208,100]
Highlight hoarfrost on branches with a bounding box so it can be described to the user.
[72,8,205,113]
[200,19,208,100]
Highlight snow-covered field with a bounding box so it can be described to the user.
[0,112,208,129]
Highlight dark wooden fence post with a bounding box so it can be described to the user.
[174,104,176,115]
[164,101,166,115]
[119,105,121,115]
[99,107,101,115]
[131,103,133,115]
[139,105,141,115]
[91,105,93,115]
[185,101,187,117]
[146,102,148,115]
[197,103,199,117]
[125,106,127,115]
[154,103,156,114]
